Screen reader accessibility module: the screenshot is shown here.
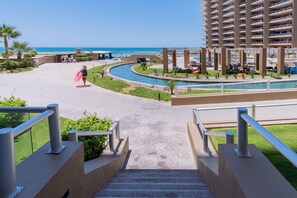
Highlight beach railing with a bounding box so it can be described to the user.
[193,102,297,154]
[67,119,120,151]
[0,104,65,198]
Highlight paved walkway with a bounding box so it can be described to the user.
[1,60,297,169]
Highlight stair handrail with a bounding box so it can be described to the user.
[0,104,66,198]
[68,119,120,151]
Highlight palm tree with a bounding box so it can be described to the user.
[0,24,21,63]
[10,41,33,61]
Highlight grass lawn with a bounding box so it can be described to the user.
[14,114,69,164]
[87,64,172,101]
[210,124,297,189]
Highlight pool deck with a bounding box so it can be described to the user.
[1,60,297,169]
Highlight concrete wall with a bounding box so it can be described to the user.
[172,89,297,106]
[15,137,129,198]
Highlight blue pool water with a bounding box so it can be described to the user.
[109,64,297,89]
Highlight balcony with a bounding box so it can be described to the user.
[223,4,234,12]
[223,30,235,35]
[211,2,219,8]
[240,15,246,20]
[239,9,246,13]
[269,32,292,38]
[211,14,219,19]
[212,26,219,30]
[223,11,234,17]
[251,5,264,12]
[223,17,234,23]
[212,8,219,14]
[269,15,293,24]
[223,0,234,6]
[251,12,264,19]
[251,27,264,32]
[211,20,219,24]
[269,7,293,17]
[269,23,292,31]
[251,19,264,25]
[251,41,264,46]
[240,29,246,33]
[251,34,264,38]
[270,0,293,9]
[223,36,234,40]
[223,24,235,29]
[269,40,292,46]
[239,2,246,7]
[251,0,264,6]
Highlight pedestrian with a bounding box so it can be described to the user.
[80,65,88,87]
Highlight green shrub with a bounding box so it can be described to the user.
[62,112,112,161]
[77,57,88,62]
[0,97,27,128]
[23,53,32,58]
[26,67,34,71]
[2,61,20,70]
[76,53,88,57]
[19,60,33,68]
[87,56,93,61]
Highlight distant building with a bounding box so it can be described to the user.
[202,0,297,48]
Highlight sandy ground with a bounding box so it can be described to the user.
[1,60,297,169]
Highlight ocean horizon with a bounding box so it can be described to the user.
[0,47,200,57]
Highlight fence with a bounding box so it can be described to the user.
[0,104,65,198]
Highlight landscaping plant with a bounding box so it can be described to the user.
[63,111,112,161]
[0,96,26,128]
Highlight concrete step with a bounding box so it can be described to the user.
[96,189,212,198]
[111,176,204,184]
[105,183,209,190]
[95,169,213,198]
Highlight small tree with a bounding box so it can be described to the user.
[10,41,33,61]
[99,69,105,77]
[166,80,177,95]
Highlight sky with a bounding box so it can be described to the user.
[0,0,204,48]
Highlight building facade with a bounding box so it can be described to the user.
[202,0,297,48]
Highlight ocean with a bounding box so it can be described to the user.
[0,47,194,57]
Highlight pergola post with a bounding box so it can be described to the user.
[221,48,227,75]
[201,48,206,75]
[226,49,231,66]
[240,51,246,66]
[162,48,169,73]
[259,48,267,75]
[218,53,222,66]
[207,50,211,64]
[254,53,260,70]
[172,49,177,67]
[277,47,285,75]
[184,48,190,68]
[214,52,218,70]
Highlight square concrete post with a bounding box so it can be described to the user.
[254,53,260,70]
[172,49,177,67]
[218,53,222,66]
[259,48,267,75]
[240,51,246,66]
[221,48,227,75]
[277,47,285,75]
[226,49,231,66]
[201,48,207,75]
[214,52,218,70]
[207,50,211,64]
[184,49,190,68]
[162,48,169,73]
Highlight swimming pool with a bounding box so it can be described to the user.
[109,63,297,89]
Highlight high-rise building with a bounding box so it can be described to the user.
[202,0,297,48]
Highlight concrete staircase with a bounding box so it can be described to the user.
[95,169,213,197]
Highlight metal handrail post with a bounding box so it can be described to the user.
[226,130,234,144]
[115,119,120,140]
[47,104,66,154]
[193,108,197,124]
[109,132,114,151]
[68,129,78,142]
[203,133,208,153]
[235,108,252,157]
[251,104,256,119]
[0,128,23,197]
